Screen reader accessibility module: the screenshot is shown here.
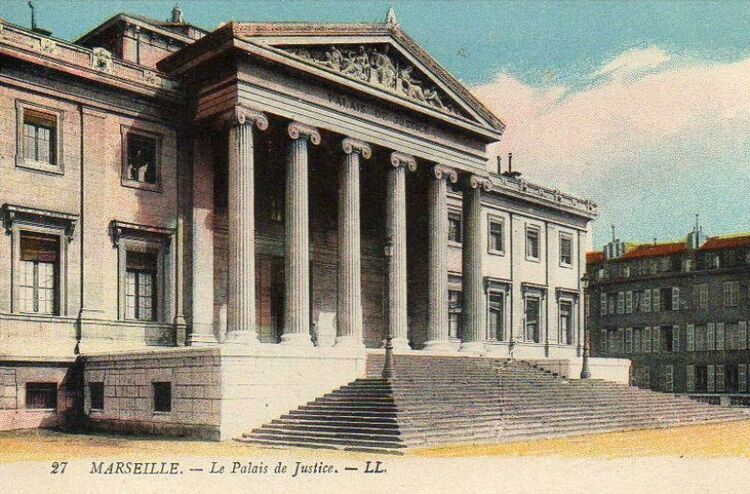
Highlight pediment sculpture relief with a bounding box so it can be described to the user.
[284,44,460,116]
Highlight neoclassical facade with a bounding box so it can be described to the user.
[0,9,598,437]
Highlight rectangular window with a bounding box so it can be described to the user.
[525,297,540,343]
[695,284,708,310]
[488,292,505,341]
[600,292,607,316]
[634,328,642,353]
[625,291,633,314]
[25,382,57,409]
[723,281,739,308]
[270,197,283,222]
[686,364,695,392]
[617,292,625,315]
[687,324,695,351]
[643,289,652,313]
[448,212,462,244]
[525,226,540,261]
[706,323,716,350]
[739,321,748,350]
[672,287,680,311]
[652,326,661,353]
[707,365,715,392]
[125,133,157,185]
[23,109,57,165]
[600,329,607,353]
[125,250,157,321]
[625,327,633,353]
[664,365,674,392]
[153,382,171,413]
[716,322,725,350]
[559,234,572,266]
[608,294,616,315]
[643,327,652,353]
[448,290,462,339]
[652,288,660,312]
[89,382,104,411]
[672,325,680,352]
[487,218,504,254]
[19,232,59,315]
[716,365,725,392]
[559,300,573,345]
[739,364,747,393]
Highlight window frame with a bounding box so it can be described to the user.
[120,125,163,193]
[523,292,543,343]
[525,224,541,262]
[485,280,511,342]
[152,382,172,413]
[89,382,104,411]
[559,232,573,268]
[15,100,65,175]
[447,209,462,246]
[486,215,505,256]
[558,298,575,346]
[18,231,60,315]
[25,382,58,410]
[447,288,463,340]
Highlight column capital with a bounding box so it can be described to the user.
[432,164,458,183]
[342,137,372,159]
[467,174,493,191]
[288,121,321,145]
[225,105,269,130]
[390,151,417,172]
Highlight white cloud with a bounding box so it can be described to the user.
[471,48,750,245]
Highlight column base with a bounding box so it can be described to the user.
[423,339,457,352]
[188,334,218,347]
[383,337,411,352]
[458,341,485,353]
[334,335,365,348]
[224,330,259,345]
[280,332,313,346]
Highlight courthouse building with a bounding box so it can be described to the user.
[0,7,599,438]
[587,224,750,402]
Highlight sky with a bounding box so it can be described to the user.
[3,0,749,248]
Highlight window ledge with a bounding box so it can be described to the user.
[525,256,541,263]
[448,241,462,248]
[16,159,64,175]
[488,249,505,257]
[121,178,162,193]
[559,262,573,269]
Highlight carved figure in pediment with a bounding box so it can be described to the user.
[342,45,370,81]
[370,46,397,88]
[320,45,343,71]
[398,66,425,101]
[423,88,446,110]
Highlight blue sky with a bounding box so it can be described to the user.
[3,0,749,248]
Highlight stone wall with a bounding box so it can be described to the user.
[0,362,76,430]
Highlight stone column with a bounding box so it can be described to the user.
[225,107,268,344]
[386,152,416,351]
[189,133,218,346]
[281,122,320,346]
[335,138,371,347]
[424,165,458,351]
[460,175,492,352]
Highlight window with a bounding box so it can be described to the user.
[153,382,171,412]
[723,281,739,308]
[448,212,462,244]
[488,292,505,341]
[23,110,56,165]
[664,365,674,392]
[623,266,631,278]
[559,234,572,266]
[125,250,157,321]
[694,284,708,310]
[487,217,504,254]
[525,226,540,261]
[18,232,59,315]
[599,293,607,316]
[270,197,284,222]
[25,382,57,409]
[559,300,573,345]
[121,128,161,191]
[90,382,104,411]
[448,290,462,339]
[525,297,540,343]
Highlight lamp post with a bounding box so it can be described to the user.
[382,236,395,379]
[580,273,591,379]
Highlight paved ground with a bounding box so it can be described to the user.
[2,420,750,462]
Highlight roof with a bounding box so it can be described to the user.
[620,242,686,260]
[699,234,750,252]
[75,13,206,46]
[586,251,604,264]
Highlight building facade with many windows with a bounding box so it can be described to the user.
[0,8,599,437]
[586,226,750,401]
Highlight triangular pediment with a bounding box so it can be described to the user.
[230,23,504,134]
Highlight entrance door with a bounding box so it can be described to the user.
[256,254,284,342]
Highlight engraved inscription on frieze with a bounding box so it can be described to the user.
[282,44,462,116]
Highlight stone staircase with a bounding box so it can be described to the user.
[236,354,749,454]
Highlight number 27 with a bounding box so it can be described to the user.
[50,462,67,474]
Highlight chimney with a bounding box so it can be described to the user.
[496,156,502,175]
[27,1,52,36]
[508,152,513,174]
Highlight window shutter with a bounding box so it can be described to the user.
[740,321,748,351]
[600,329,608,353]
[672,287,680,311]
[625,328,633,353]
[739,364,747,393]
[716,322,725,351]
[652,326,660,353]
[617,328,624,353]
[707,323,716,351]
[707,365,715,392]
[643,327,652,353]
[687,324,695,352]
[686,365,695,393]
[643,289,651,313]
[672,325,680,352]
[625,291,633,314]
[665,365,673,392]
[652,288,660,312]
[617,292,625,315]
[634,329,641,353]
[600,292,607,316]
[716,365,725,392]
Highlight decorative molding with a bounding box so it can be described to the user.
[484,276,511,291]
[521,281,548,294]
[109,220,174,248]
[91,47,113,73]
[469,174,492,191]
[282,43,462,117]
[1,204,78,240]
[226,106,269,130]
[288,121,321,144]
[342,137,372,159]
[432,164,458,183]
[38,37,57,54]
[556,287,580,300]
[390,151,417,172]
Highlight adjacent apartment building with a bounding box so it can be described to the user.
[587,224,750,402]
